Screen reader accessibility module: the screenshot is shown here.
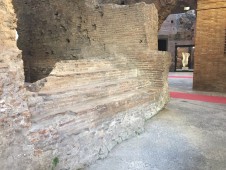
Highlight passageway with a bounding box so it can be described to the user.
[87,72,226,170]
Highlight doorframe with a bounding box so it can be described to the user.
[175,44,195,72]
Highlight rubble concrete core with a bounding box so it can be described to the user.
[0,0,171,169]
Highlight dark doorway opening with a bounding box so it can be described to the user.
[158,39,167,51]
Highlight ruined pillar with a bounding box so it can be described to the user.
[193,0,226,92]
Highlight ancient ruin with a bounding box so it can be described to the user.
[1,0,171,169]
[193,0,226,92]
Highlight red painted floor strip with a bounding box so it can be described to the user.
[168,76,193,79]
[170,91,226,104]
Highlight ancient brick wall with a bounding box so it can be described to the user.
[81,3,158,57]
[24,4,170,169]
[0,0,29,127]
[0,0,17,49]
[14,1,159,82]
[98,0,180,28]
[0,0,32,169]
[1,1,171,169]
[193,0,226,92]
[13,0,90,82]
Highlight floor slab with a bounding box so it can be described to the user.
[87,72,226,170]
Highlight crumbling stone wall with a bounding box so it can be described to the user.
[1,1,171,169]
[14,0,160,82]
[13,0,91,82]
[25,3,170,169]
[14,0,186,82]
[0,0,32,169]
[0,0,17,48]
[193,0,226,92]
[99,0,180,28]
[14,0,197,82]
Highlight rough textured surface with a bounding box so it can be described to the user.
[13,0,197,82]
[13,0,196,82]
[0,0,17,49]
[87,73,226,170]
[100,0,178,28]
[26,51,170,170]
[14,1,158,82]
[99,0,196,29]
[0,50,34,170]
[193,0,226,92]
[0,1,171,169]
[0,0,32,169]
[87,99,226,170]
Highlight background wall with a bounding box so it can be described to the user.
[13,0,90,82]
[158,10,196,71]
[1,1,171,169]
[14,0,158,82]
[193,0,226,92]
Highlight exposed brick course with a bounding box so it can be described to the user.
[0,1,171,169]
[193,0,226,92]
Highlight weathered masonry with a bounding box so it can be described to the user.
[14,0,175,82]
[194,0,226,92]
[0,0,170,169]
